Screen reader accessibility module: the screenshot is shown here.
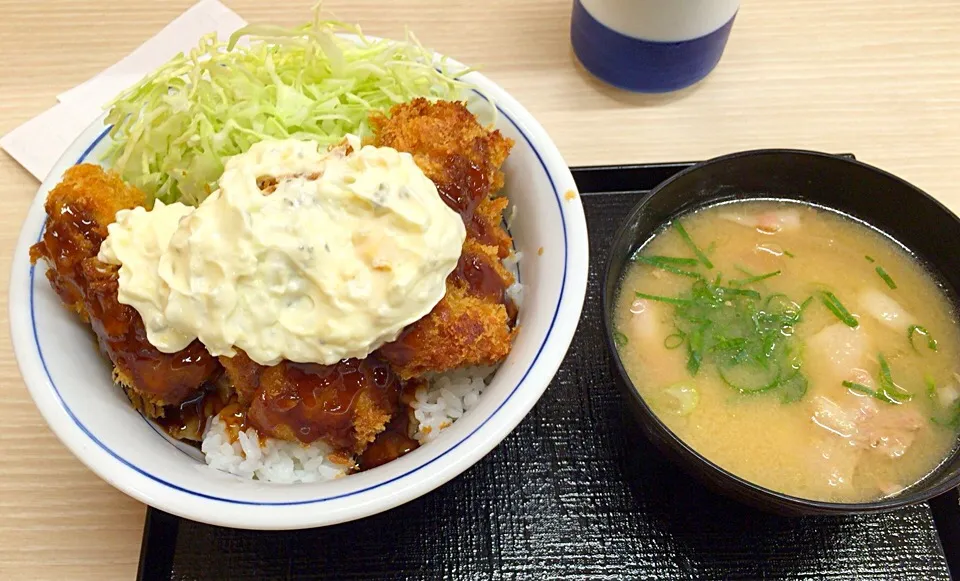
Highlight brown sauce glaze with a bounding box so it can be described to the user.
[156,378,231,442]
[434,153,514,319]
[30,204,104,314]
[375,329,416,368]
[451,253,507,302]
[465,208,501,248]
[357,413,419,471]
[218,401,251,432]
[357,378,426,470]
[436,156,488,225]
[33,201,222,405]
[450,252,518,324]
[215,400,266,446]
[218,351,264,406]
[247,357,401,450]
[82,260,221,404]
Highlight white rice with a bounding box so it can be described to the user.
[410,366,494,443]
[200,365,495,483]
[505,202,519,230]
[503,250,524,309]
[201,416,350,483]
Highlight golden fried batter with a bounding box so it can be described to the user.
[221,351,400,454]
[218,350,263,407]
[473,196,514,259]
[29,164,221,410]
[29,164,142,319]
[371,98,511,212]
[372,99,518,378]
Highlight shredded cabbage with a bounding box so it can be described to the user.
[102,16,474,206]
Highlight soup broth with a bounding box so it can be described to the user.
[613,200,960,502]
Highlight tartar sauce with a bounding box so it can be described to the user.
[99,136,465,366]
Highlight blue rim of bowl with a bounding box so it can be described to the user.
[28,100,570,506]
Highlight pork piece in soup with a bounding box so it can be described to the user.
[613,200,960,502]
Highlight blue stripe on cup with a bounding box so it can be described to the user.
[571,0,737,93]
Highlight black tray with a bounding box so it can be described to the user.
[138,161,960,581]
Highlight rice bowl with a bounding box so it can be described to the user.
[10,29,588,529]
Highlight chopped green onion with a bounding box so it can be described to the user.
[843,380,885,400]
[730,270,781,287]
[632,255,702,278]
[674,221,713,269]
[877,353,913,403]
[664,333,685,349]
[881,388,912,403]
[613,331,628,348]
[778,371,808,404]
[819,291,859,328]
[717,360,780,393]
[930,399,960,428]
[908,325,938,352]
[638,255,700,267]
[865,255,876,263]
[635,292,695,306]
[783,250,796,258]
[875,266,897,290]
[716,287,762,300]
[686,324,707,375]
[635,265,809,403]
[841,356,912,405]
[710,337,748,353]
[931,414,959,428]
[923,375,960,427]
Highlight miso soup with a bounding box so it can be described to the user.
[613,200,960,502]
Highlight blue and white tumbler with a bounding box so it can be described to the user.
[571,0,739,93]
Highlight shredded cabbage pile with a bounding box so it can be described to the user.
[102,17,473,206]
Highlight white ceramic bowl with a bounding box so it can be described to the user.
[9,65,588,530]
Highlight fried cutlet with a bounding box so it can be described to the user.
[371,98,518,378]
[472,196,514,259]
[220,351,399,454]
[218,350,263,407]
[371,98,511,216]
[30,164,222,412]
[29,164,142,320]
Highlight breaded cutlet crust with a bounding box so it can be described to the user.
[233,354,402,454]
[30,164,222,410]
[372,98,518,379]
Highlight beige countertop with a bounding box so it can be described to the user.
[1,0,958,578]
